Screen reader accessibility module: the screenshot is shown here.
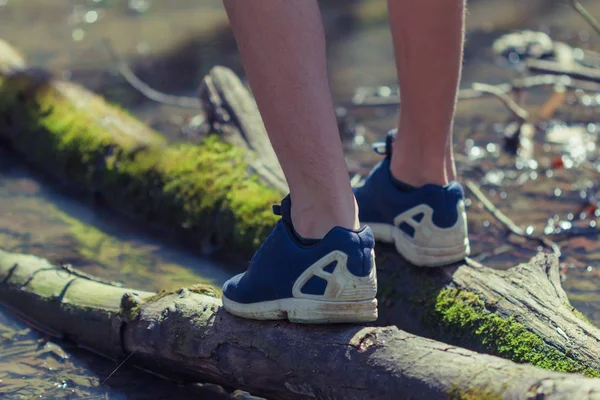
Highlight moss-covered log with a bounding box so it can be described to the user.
[2,38,600,380]
[0,40,282,257]
[376,252,600,377]
[4,249,600,400]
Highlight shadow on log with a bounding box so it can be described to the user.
[2,249,600,400]
[2,38,600,396]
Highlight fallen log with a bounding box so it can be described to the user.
[0,39,283,258]
[1,38,600,380]
[3,249,600,400]
[375,252,600,376]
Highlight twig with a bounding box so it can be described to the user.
[465,180,561,256]
[471,82,529,121]
[570,0,600,37]
[60,263,123,288]
[350,84,529,120]
[349,75,600,113]
[102,39,201,109]
[1,302,63,338]
[472,244,513,262]
[101,343,143,386]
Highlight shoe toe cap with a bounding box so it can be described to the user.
[222,273,245,302]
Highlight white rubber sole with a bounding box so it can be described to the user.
[222,296,378,324]
[368,222,470,267]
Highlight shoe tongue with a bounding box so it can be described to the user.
[272,194,293,225]
[372,129,396,158]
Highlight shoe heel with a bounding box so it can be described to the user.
[286,298,378,324]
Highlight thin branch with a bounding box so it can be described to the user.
[1,302,63,339]
[526,59,600,83]
[570,0,600,37]
[349,75,600,115]
[471,244,513,263]
[471,82,529,121]
[350,84,529,120]
[59,263,123,287]
[101,343,143,385]
[102,40,201,109]
[465,180,561,256]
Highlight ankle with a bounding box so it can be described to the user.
[291,197,360,239]
[390,160,448,187]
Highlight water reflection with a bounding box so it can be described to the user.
[0,151,236,397]
[0,309,232,399]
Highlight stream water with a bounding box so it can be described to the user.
[1,0,600,398]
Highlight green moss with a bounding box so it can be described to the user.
[428,289,599,377]
[188,284,220,298]
[141,289,175,304]
[120,289,176,321]
[564,301,593,325]
[120,292,145,321]
[447,386,502,400]
[120,284,220,321]
[0,73,281,258]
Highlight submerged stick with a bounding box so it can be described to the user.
[570,0,600,37]
[350,75,600,117]
[465,180,561,256]
[471,82,529,121]
[103,40,201,109]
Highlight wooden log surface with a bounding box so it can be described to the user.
[376,251,600,376]
[2,37,600,384]
[3,249,600,400]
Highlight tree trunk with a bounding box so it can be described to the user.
[3,249,600,400]
[1,38,600,382]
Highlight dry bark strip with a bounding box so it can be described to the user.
[2,38,600,380]
[3,249,600,400]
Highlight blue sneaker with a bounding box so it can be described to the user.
[222,196,378,324]
[354,131,470,267]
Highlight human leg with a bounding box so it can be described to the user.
[354,0,469,267]
[221,0,377,323]
[222,0,357,239]
[388,0,465,187]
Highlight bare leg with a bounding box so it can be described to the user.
[387,0,465,186]
[222,0,357,239]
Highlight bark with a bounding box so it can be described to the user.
[1,38,600,381]
[3,249,600,400]
[376,251,600,375]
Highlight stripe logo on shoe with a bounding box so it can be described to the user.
[292,250,377,302]
[393,204,434,239]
